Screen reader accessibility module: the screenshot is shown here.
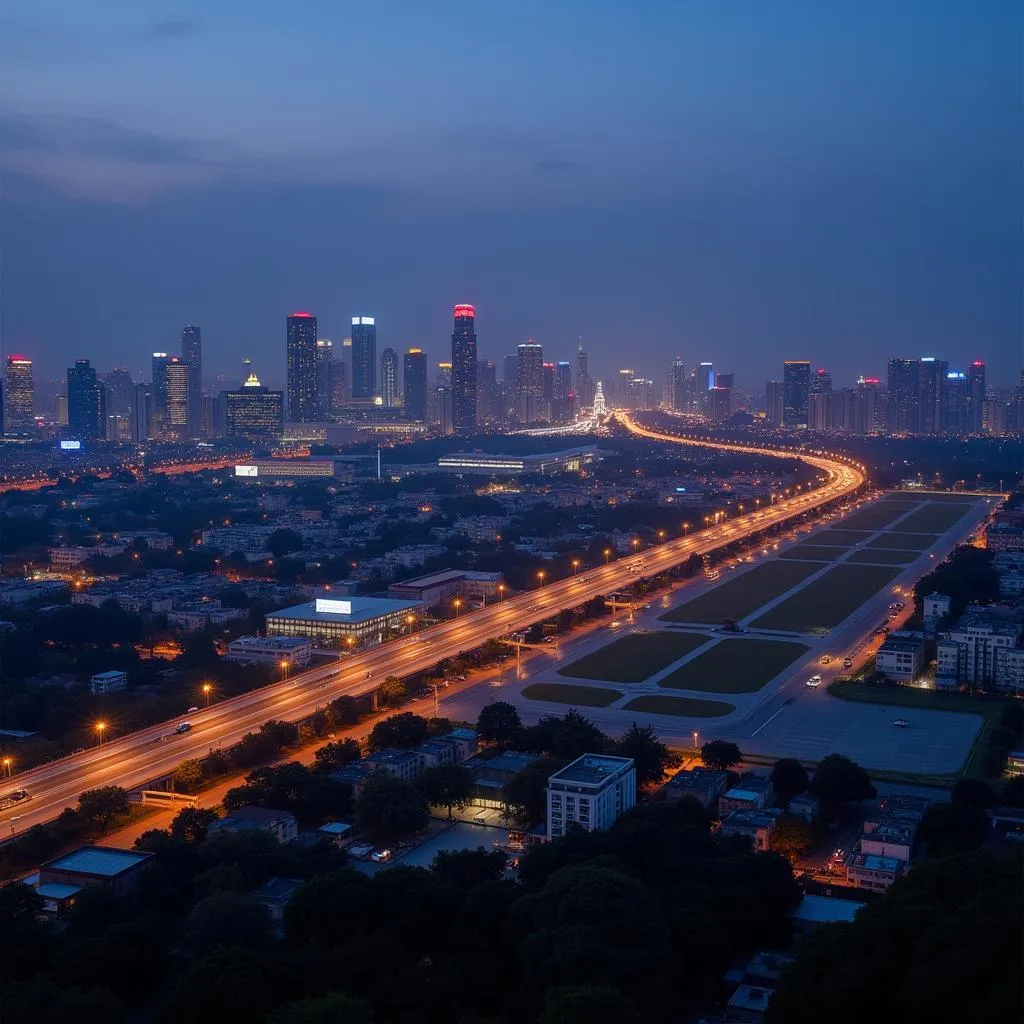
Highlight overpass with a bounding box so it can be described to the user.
[1,422,865,835]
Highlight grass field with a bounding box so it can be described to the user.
[779,545,849,561]
[836,504,913,531]
[868,532,937,550]
[814,529,874,546]
[558,631,709,683]
[890,504,973,534]
[846,548,919,566]
[522,683,623,707]
[827,681,992,719]
[750,564,900,633]
[623,694,735,717]
[658,638,809,693]
[660,560,822,624]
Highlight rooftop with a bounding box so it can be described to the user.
[391,569,502,588]
[549,753,635,787]
[222,805,295,824]
[793,894,864,925]
[720,809,779,830]
[42,845,152,878]
[266,595,424,624]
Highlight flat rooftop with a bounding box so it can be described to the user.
[794,894,864,925]
[266,595,424,623]
[43,846,151,878]
[391,568,501,588]
[549,753,634,787]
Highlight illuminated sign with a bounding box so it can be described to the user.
[947,371,966,381]
[60,440,82,450]
[453,304,476,318]
[290,311,313,318]
[315,598,352,615]
[352,316,375,325]
[152,351,167,358]
[235,465,259,477]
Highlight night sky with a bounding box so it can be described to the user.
[2,1,1021,388]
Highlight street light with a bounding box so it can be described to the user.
[657,530,665,543]
[1,756,12,779]
[279,658,290,680]
[453,597,462,618]
[632,538,639,553]
[572,559,580,576]
[95,721,107,746]
[498,584,506,603]
[692,730,699,750]
[537,570,546,588]
[202,682,212,707]
[406,613,416,632]
[603,548,612,564]
[682,522,690,536]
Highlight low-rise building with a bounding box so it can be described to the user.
[860,823,914,863]
[875,632,928,682]
[922,592,951,630]
[388,569,504,608]
[719,774,775,817]
[39,846,153,902]
[846,852,902,891]
[329,762,373,795]
[208,806,298,844]
[318,822,353,846]
[546,753,636,839]
[363,749,421,782]
[265,595,425,647]
[935,605,1023,690]
[985,520,1024,553]
[226,635,313,668]
[719,809,779,851]
[463,751,539,808]
[89,670,128,695]
[252,877,303,922]
[787,793,820,822]
[662,767,728,809]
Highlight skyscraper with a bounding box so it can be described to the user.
[181,324,202,437]
[286,312,319,421]
[3,355,34,432]
[403,348,427,421]
[224,371,284,438]
[133,382,154,442]
[669,357,686,412]
[944,370,968,434]
[316,338,335,415]
[886,358,920,433]
[165,359,190,438]
[101,368,134,420]
[809,367,832,430]
[765,381,785,426]
[553,361,573,423]
[351,316,376,399]
[380,347,399,408]
[542,362,555,421]
[575,342,593,408]
[67,359,106,439]
[451,304,477,434]
[697,362,715,415]
[782,360,811,428]
[854,377,880,434]
[967,361,986,433]
[516,342,544,423]
[917,357,947,435]
[476,359,498,425]
[434,362,453,434]
[616,369,634,409]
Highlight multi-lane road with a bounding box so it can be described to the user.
[2,422,864,833]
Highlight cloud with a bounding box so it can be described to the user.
[136,18,200,41]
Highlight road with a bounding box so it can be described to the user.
[1,423,864,834]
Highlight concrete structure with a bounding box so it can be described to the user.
[388,569,504,608]
[719,774,774,817]
[226,636,313,668]
[286,312,319,422]
[719,809,779,851]
[39,846,153,901]
[936,606,1023,690]
[264,595,425,647]
[451,304,478,435]
[923,592,951,629]
[992,646,1024,694]
[546,753,636,839]
[253,877,303,922]
[363,749,421,782]
[233,457,354,481]
[208,805,298,844]
[224,372,284,439]
[436,446,598,476]
[986,521,1024,553]
[846,852,902,891]
[662,767,728,809]
[875,632,928,682]
[89,670,128,695]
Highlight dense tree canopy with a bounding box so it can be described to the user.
[367,712,429,752]
[700,739,742,771]
[476,700,522,745]
[355,772,429,844]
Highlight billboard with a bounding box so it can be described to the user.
[235,465,259,477]
[60,440,82,451]
[315,598,352,615]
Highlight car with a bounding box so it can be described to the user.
[610,620,621,627]
[175,722,193,734]
[371,849,392,863]
[842,658,854,668]
[820,654,832,665]
[543,636,555,643]
[892,718,910,728]
[806,675,822,688]
[186,706,199,714]
[7,789,29,802]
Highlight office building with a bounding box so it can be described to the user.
[887,358,919,433]
[875,632,928,682]
[476,359,498,425]
[765,380,784,426]
[3,355,33,432]
[286,312,319,422]
[434,361,453,433]
[546,753,636,839]
[782,360,811,428]
[132,382,153,441]
[553,360,573,423]
[917,357,947,435]
[351,316,376,399]
[226,635,312,668]
[808,367,832,430]
[669,357,686,412]
[436,446,597,475]
[151,352,171,423]
[451,303,478,434]
[101,368,134,420]
[403,348,428,421]
[616,368,635,408]
[66,359,106,440]
[542,362,555,420]
[709,384,732,423]
[967,361,986,433]
[944,370,968,434]
[380,347,399,408]
[696,362,714,415]
[935,607,1023,689]
[223,372,284,439]
[265,595,426,647]
[316,338,336,415]
[164,359,190,438]
[181,324,202,437]
[576,342,594,408]
[515,342,544,423]
[388,568,504,607]
[854,376,880,434]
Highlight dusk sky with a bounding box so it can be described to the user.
[2,1,1021,388]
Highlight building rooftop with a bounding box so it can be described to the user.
[229,635,312,649]
[849,852,901,873]
[793,894,864,925]
[253,877,304,903]
[35,882,83,900]
[549,753,634,787]
[319,821,353,836]
[266,595,424,624]
[221,805,295,824]
[391,568,502,588]
[466,751,539,774]
[42,846,152,878]
[720,809,779,830]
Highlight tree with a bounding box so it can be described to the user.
[182,892,273,955]
[998,701,1024,737]
[616,723,678,786]
[771,758,810,804]
[356,772,429,844]
[223,763,352,825]
[430,847,508,887]
[700,739,742,771]
[539,985,642,1024]
[809,754,876,810]
[917,801,988,854]
[314,738,361,772]
[169,806,219,843]
[768,813,821,863]
[158,945,272,1024]
[328,695,364,727]
[267,528,304,558]
[367,711,429,752]
[267,994,372,1024]
[172,759,206,793]
[415,764,475,817]
[377,675,408,708]
[476,700,522,745]
[502,756,568,825]
[951,777,995,809]
[77,786,130,830]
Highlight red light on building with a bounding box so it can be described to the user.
[971,360,984,367]
[453,304,476,318]
[863,377,880,385]
[290,311,313,318]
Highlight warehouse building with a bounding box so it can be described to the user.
[264,595,425,647]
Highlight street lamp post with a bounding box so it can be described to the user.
[202,682,212,708]
[95,721,107,747]
[279,659,290,681]
[603,548,612,564]
[572,559,580,576]
[498,584,506,603]
[2,756,12,779]
[453,598,462,618]
[682,522,690,537]
[536,570,546,589]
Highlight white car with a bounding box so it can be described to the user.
[805,675,822,688]
[893,718,910,728]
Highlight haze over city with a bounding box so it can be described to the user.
[2,1,1021,386]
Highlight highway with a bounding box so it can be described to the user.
[1,420,864,834]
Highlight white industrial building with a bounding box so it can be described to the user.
[226,636,313,668]
[546,753,636,839]
[264,595,425,647]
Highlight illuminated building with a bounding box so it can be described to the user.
[66,359,106,440]
[351,316,376,399]
[224,372,284,438]
[886,358,919,433]
[515,343,544,422]
[669,357,686,412]
[765,381,784,426]
[380,347,399,408]
[403,348,428,421]
[918,356,947,435]
[286,312,319,422]
[451,303,477,434]
[576,342,594,408]
[181,324,202,437]
[265,595,426,646]
[783,360,811,428]
[164,359,190,438]
[967,361,986,433]
[3,355,34,432]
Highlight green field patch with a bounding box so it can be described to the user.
[836,504,911,531]
[750,564,900,633]
[827,681,991,718]
[661,560,821,625]
[522,683,622,707]
[779,545,849,562]
[868,532,937,551]
[890,504,972,534]
[558,631,709,684]
[814,529,874,547]
[846,548,919,566]
[623,694,735,717]
[658,638,810,693]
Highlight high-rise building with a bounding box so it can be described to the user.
[351,316,376,400]
[615,369,634,409]
[782,360,811,428]
[224,371,284,438]
[854,377,880,434]
[132,382,154,442]
[477,359,498,426]
[967,361,986,433]
[697,362,715,415]
[917,357,947,435]
[340,337,353,404]
[542,362,555,421]
[152,352,170,415]
[943,370,968,434]
[709,385,732,423]
[450,304,477,434]
[3,355,34,432]
[286,312,319,422]
[516,342,544,423]
[165,359,190,438]
[809,367,832,430]
[67,359,106,439]
[101,368,134,420]
[403,349,428,421]
[669,358,686,412]
[316,339,335,415]
[575,342,594,408]
[380,347,399,408]
[765,381,785,426]
[181,324,202,437]
[886,358,920,433]
[553,361,574,423]
[593,381,607,417]
[434,362,453,434]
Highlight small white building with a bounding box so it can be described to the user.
[226,635,313,668]
[922,592,951,629]
[89,670,128,695]
[546,753,636,839]
[875,632,928,682]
